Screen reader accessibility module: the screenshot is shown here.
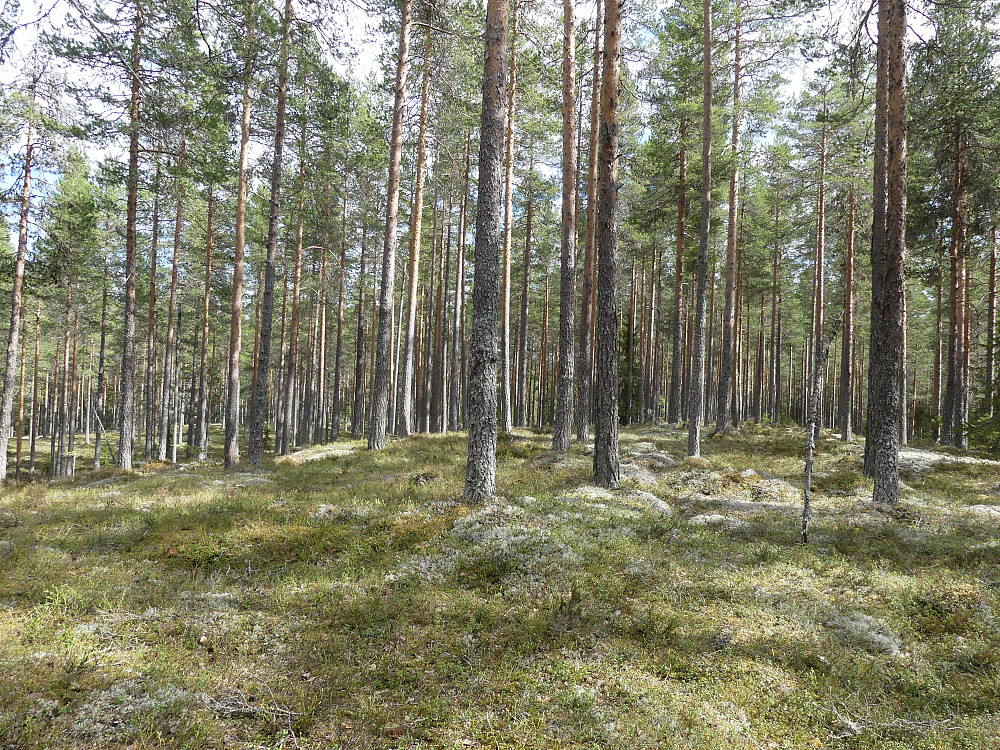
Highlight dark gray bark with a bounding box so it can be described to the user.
[464,0,508,503]
[593,0,622,488]
[866,0,907,504]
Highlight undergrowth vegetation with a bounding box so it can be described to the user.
[1,425,998,748]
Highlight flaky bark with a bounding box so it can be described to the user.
[464,0,508,503]
[577,0,602,443]
[593,0,622,487]
[866,0,907,504]
[369,0,415,449]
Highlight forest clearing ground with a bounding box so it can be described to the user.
[1,425,999,749]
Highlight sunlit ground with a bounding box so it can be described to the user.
[1,423,998,748]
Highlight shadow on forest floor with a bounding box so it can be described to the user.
[1,424,999,749]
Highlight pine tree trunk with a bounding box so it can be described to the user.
[987,226,997,416]
[514,147,533,427]
[714,16,739,436]
[398,42,431,437]
[197,186,214,460]
[31,303,41,476]
[866,0,907,504]
[280,122,308,453]
[668,125,686,425]
[464,0,508,503]
[499,8,520,436]
[247,0,292,463]
[159,135,186,461]
[942,131,966,447]
[577,0,603,443]
[332,182,348,439]
[0,92,34,481]
[811,118,827,440]
[352,220,370,439]
[686,0,712,458]
[449,136,470,432]
[118,6,143,471]
[224,71,254,469]
[144,165,161,460]
[593,0,623,485]
[369,0,414,449]
[552,0,577,450]
[839,186,855,440]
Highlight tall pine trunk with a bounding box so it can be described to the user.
[369,0,415,449]
[398,40,431,437]
[248,0,292,464]
[714,13,739,435]
[464,0,508,503]
[593,0,622,486]
[118,5,143,470]
[159,135,186,461]
[577,0,602,443]
[686,0,712,458]
[865,0,907,504]
[224,69,254,469]
[0,87,34,481]
[552,0,577,451]
[499,8,520,436]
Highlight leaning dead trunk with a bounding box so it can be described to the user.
[803,317,841,543]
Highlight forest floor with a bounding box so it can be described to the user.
[1,424,999,749]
